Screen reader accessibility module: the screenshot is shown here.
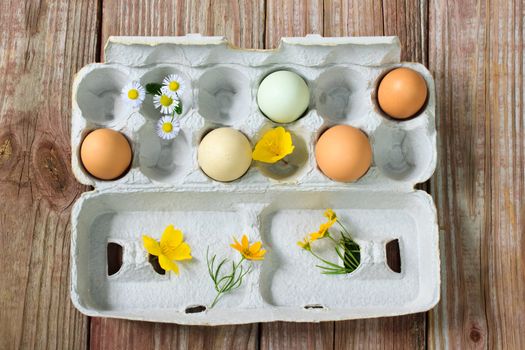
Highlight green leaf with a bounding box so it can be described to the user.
[175,99,183,115]
[145,83,163,95]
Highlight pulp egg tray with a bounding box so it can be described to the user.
[70,34,440,325]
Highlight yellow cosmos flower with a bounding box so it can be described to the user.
[142,225,192,274]
[324,208,337,221]
[252,127,295,163]
[230,234,266,260]
[309,219,336,242]
[297,237,312,251]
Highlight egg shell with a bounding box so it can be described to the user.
[198,127,252,182]
[80,128,132,180]
[257,70,310,123]
[377,67,428,119]
[315,125,372,182]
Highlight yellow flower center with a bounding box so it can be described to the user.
[128,89,139,100]
[169,81,180,91]
[162,122,173,133]
[242,248,252,257]
[160,94,173,107]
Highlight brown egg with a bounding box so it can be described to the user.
[315,125,372,182]
[80,128,132,180]
[377,67,428,119]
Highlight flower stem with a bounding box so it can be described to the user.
[210,291,222,308]
[208,253,248,308]
[326,232,339,244]
[336,220,351,237]
[308,250,342,269]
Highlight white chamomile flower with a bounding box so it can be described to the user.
[153,87,179,114]
[162,74,186,98]
[121,81,145,108]
[156,116,180,140]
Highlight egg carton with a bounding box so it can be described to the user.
[70,34,440,325]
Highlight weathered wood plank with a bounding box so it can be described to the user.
[90,319,259,350]
[101,0,265,51]
[92,1,264,349]
[265,0,323,48]
[0,0,99,349]
[335,315,426,349]
[322,1,428,349]
[324,0,427,63]
[428,0,525,348]
[260,322,333,350]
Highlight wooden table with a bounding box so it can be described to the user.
[1,0,523,349]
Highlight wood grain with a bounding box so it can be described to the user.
[0,0,98,349]
[324,0,427,63]
[260,322,333,350]
[265,0,323,48]
[92,1,264,349]
[335,315,426,349]
[90,318,259,350]
[428,0,525,348]
[101,0,265,52]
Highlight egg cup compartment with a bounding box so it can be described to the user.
[314,66,371,125]
[255,65,317,123]
[71,187,439,324]
[75,65,130,125]
[253,122,311,182]
[71,118,144,186]
[138,122,193,184]
[196,66,252,125]
[371,62,436,129]
[71,35,439,324]
[372,123,436,183]
[139,65,192,120]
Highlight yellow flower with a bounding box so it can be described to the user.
[142,225,192,274]
[230,234,266,260]
[297,237,312,251]
[309,219,336,241]
[324,208,337,221]
[252,127,295,163]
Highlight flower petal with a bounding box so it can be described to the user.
[252,145,282,163]
[249,241,262,254]
[142,235,161,256]
[255,249,266,257]
[252,127,295,163]
[309,232,322,241]
[230,236,243,253]
[158,255,179,274]
[297,238,311,250]
[173,242,192,261]
[324,208,337,221]
[160,225,184,260]
[241,235,249,249]
[250,250,266,260]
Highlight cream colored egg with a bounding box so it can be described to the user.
[257,70,310,123]
[198,127,252,182]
